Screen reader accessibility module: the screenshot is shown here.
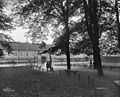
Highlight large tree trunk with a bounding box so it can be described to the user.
[115,0,120,47]
[64,19,71,70]
[83,0,104,77]
[92,40,104,77]
[66,42,71,70]
[92,0,103,77]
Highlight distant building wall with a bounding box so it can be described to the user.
[4,50,38,58]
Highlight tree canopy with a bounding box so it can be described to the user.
[11,0,120,76]
[0,0,13,31]
[15,0,83,69]
[0,0,14,57]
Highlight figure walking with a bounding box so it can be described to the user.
[46,52,52,72]
[89,59,93,69]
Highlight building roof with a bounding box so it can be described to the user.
[9,42,40,51]
[41,44,55,50]
[0,42,54,52]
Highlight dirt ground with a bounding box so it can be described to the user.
[0,66,119,97]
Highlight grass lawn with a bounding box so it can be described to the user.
[0,66,119,97]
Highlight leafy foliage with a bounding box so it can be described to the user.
[38,41,46,49]
[1,41,13,54]
[0,14,13,31]
[100,30,120,55]
[0,1,14,57]
[72,0,117,56]
[14,0,84,70]
[48,0,118,56]
[13,0,120,57]
[53,32,67,54]
[72,38,93,55]
[0,1,13,31]
[14,0,83,42]
[0,33,13,56]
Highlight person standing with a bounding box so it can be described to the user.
[46,52,52,72]
[89,59,93,69]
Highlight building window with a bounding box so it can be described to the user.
[19,51,23,56]
[27,52,30,57]
[26,52,28,57]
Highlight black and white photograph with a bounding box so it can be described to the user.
[0,0,120,97]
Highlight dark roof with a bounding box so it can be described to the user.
[9,42,40,51]
[0,42,54,52]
